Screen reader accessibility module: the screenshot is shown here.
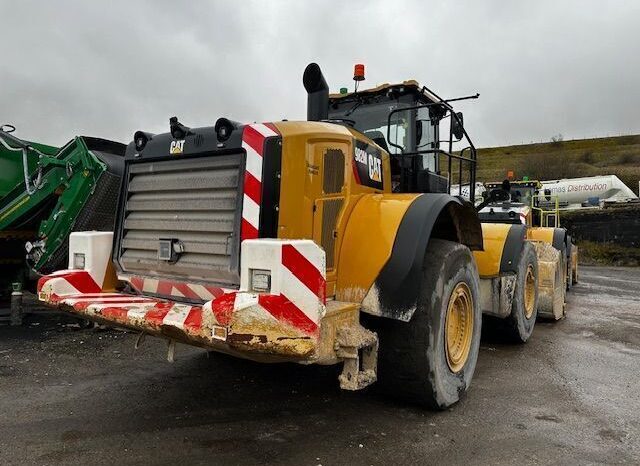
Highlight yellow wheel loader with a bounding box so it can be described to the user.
[479,180,578,319]
[39,63,539,409]
[472,223,540,341]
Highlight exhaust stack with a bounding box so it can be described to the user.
[303,63,329,121]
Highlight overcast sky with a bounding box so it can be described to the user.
[3,0,640,148]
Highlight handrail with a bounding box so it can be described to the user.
[531,191,561,227]
[386,102,477,201]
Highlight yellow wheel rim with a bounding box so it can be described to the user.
[524,264,536,319]
[445,282,474,373]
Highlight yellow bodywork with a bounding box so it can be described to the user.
[473,223,512,278]
[335,193,419,303]
[474,222,566,319]
[272,121,410,301]
[527,227,554,244]
[271,121,359,243]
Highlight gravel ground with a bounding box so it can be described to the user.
[0,265,638,465]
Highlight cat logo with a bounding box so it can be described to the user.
[169,140,185,155]
[353,141,384,190]
[368,154,382,182]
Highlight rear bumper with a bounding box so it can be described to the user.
[38,272,321,362]
[38,271,379,388]
[37,238,332,362]
[38,235,380,389]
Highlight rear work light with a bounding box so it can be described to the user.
[134,131,154,152]
[158,239,184,263]
[214,117,241,143]
[73,253,86,270]
[250,269,271,293]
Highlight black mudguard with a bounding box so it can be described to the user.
[552,228,567,252]
[363,193,482,321]
[499,224,528,274]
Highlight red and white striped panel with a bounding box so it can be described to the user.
[125,276,231,302]
[206,291,320,336]
[238,239,326,335]
[37,270,102,303]
[60,294,159,311]
[241,123,280,240]
[87,301,204,333]
[39,240,326,349]
[50,290,318,355]
[37,273,209,338]
[56,294,207,335]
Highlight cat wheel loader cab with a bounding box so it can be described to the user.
[39,63,535,409]
[0,125,125,299]
[329,74,544,344]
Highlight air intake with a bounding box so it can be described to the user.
[320,198,343,269]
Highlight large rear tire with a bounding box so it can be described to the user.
[364,239,482,410]
[546,248,567,320]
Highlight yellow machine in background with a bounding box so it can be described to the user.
[479,180,578,319]
[472,222,539,339]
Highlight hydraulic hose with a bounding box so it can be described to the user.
[0,128,44,195]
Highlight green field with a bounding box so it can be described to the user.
[476,134,640,194]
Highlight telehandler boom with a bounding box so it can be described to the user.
[0,125,124,298]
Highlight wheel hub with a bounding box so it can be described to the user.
[445,282,474,373]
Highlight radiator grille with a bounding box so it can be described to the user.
[320,198,343,269]
[323,149,345,194]
[118,154,243,286]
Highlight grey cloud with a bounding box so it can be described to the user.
[2,0,639,148]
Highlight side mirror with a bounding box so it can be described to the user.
[428,104,447,121]
[451,112,464,140]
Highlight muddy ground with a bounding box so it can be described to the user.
[1,266,639,465]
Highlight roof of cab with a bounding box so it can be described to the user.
[328,80,441,103]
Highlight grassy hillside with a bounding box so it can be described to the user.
[476,134,640,194]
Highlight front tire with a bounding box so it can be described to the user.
[364,239,482,410]
[503,242,538,343]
